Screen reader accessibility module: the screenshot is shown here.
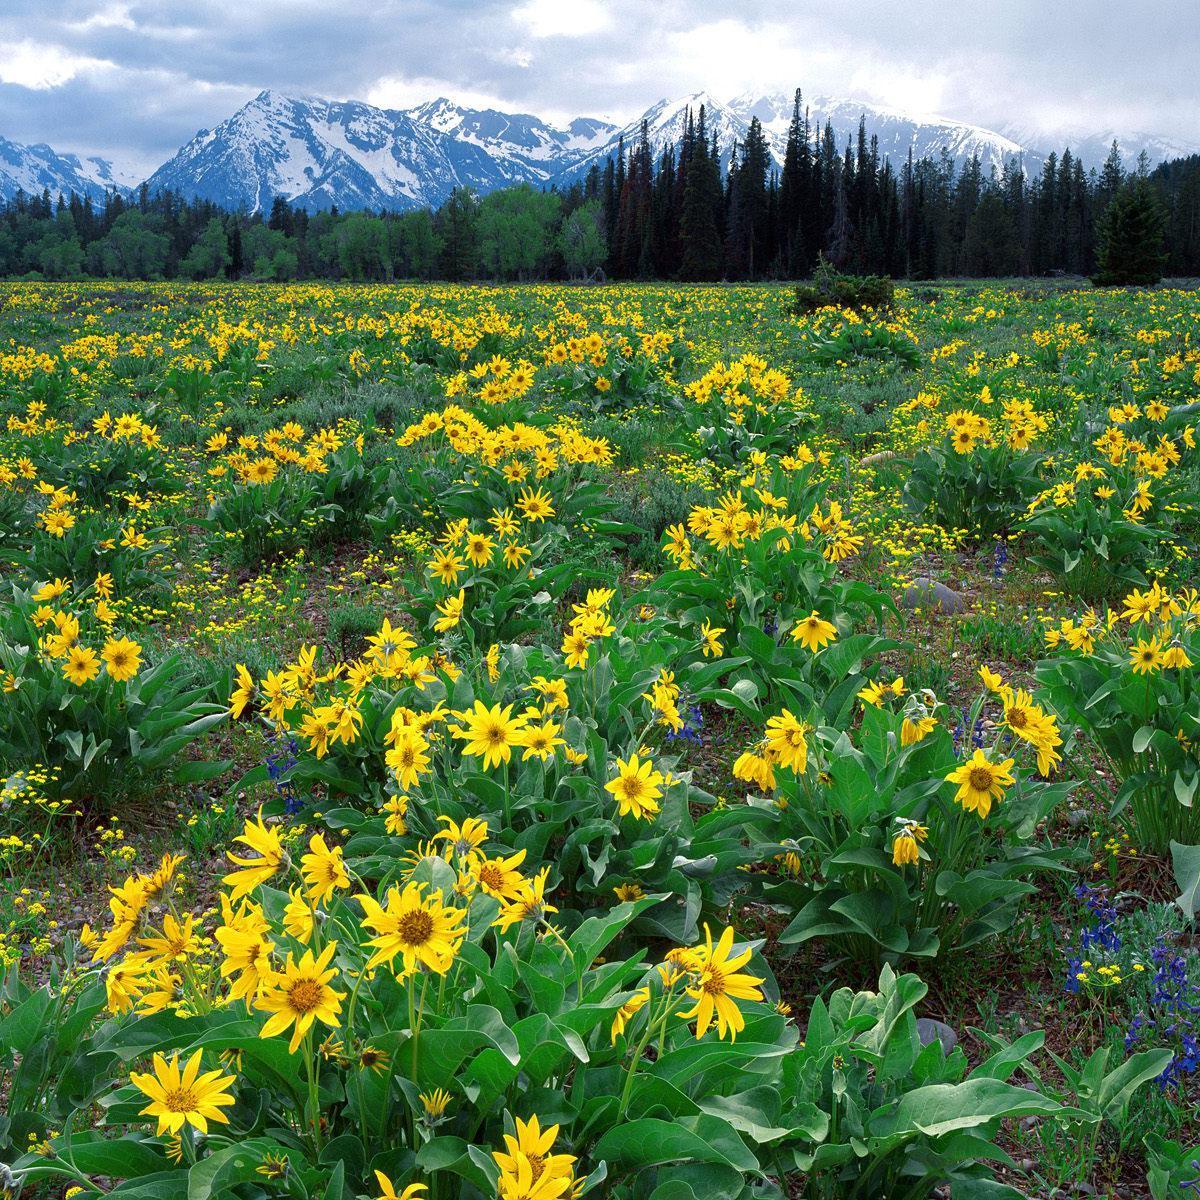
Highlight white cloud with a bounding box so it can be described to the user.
[366,74,516,114]
[66,4,136,33]
[0,40,110,90]
[512,0,610,39]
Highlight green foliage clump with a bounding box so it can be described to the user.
[792,258,895,315]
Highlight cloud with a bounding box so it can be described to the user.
[0,0,1195,175]
[0,39,112,90]
[512,0,610,39]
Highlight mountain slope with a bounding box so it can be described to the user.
[0,136,134,204]
[557,92,764,183]
[65,88,1199,216]
[731,93,1034,174]
[143,90,521,213]
[405,98,614,182]
[1000,124,1197,173]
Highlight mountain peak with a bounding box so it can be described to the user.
[6,87,1194,211]
[0,134,131,202]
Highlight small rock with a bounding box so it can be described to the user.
[1066,808,1089,828]
[916,1017,958,1055]
[902,577,967,614]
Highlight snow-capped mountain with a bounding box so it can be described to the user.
[405,98,614,183]
[143,90,528,213]
[559,90,1049,185]
[734,93,1033,174]
[999,124,1198,173]
[560,92,764,181]
[11,87,1194,215]
[0,135,136,204]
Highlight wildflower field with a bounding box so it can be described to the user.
[2,279,1200,1199]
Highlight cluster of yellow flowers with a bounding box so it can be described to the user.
[397,403,613,471]
[664,487,863,567]
[685,353,796,418]
[23,577,142,686]
[943,397,1050,453]
[1044,583,1199,672]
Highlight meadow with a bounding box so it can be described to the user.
[1,278,1198,1200]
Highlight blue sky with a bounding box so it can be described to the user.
[1,0,1196,173]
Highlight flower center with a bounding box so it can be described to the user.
[163,1086,198,1113]
[478,864,504,889]
[398,910,434,946]
[288,979,324,1013]
[968,767,994,792]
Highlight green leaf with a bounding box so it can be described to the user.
[15,1134,169,1183]
[0,986,50,1053]
[868,1077,1064,1139]
[590,1115,758,1172]
[1170,841,1200,919]
[565,894,664,967]
[187,1138,288,1200]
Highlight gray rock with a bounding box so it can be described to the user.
[902,577,967,614]
[916,1017,958,1055]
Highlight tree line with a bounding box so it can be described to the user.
[2,92,1198,283]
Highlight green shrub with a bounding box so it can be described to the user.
[792,257,895,315]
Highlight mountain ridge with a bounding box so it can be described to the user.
[2,88,1195,211]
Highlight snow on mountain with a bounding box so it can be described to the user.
[999,124,1196,171]
[32,87,1193,216]
[404,98,615,181]
[0,135,134,204]
[144,90,522,213]
[732,93,1196,173]
[558,91,763,183]
[730,92,1033,174]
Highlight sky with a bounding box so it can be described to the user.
[0,0,1197,175]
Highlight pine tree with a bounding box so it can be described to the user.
[778,89,805,274]
[826,150,853,268]
[435,187,480,280]
[1098,141,1124,210]
[678,107,723,280]
[1093,175,1167,285]
[734,116,770,276]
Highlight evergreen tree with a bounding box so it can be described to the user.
[1093,175,1167,285]
[826,153,853,268]
[678,107,723,280]
[778,89,806,274]
[435,187,480,280]
[963,190,1021,276]
[732,116,770,276]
